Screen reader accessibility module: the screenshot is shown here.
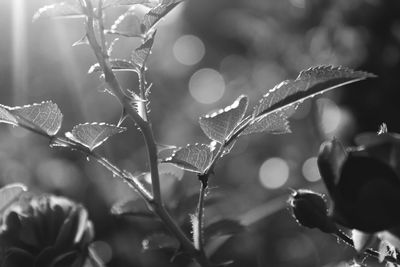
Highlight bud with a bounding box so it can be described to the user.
[0,195,94,267]
[289,189,337,234]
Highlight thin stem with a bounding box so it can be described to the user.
[138,70,148,122]
[195,175,208,253]
[97,0,107,54]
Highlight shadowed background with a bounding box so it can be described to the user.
[0,0,399,266]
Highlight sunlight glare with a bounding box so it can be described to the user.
[189,68,225,104]
[259,157,289,189]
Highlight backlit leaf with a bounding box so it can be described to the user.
[9,101,63,136]
[199,95,248,143]
[131,32,156,69]
[33,2,84,22]
[204,219,245,242]
[111,198,154,218]
[107,8,142,38]
[140,1,182,34]
[66,122,126,151]
[164,143,214,174]
[0,105,18,126]
[254,65,375,119]
[103,0,158,8]
[142,233,179,251]
[0,183,27,214]
[88,59,136,74]
[241,112,291,136]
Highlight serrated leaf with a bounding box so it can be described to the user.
[107,8,143,38]
[199,95,248,143]
[88,59,136,74]
[103,0,158,8]
[241,112,291,136]
[0,105,18,126]
[33,2,84,22]
[140,1,182,34]
[111,198,154,218]
[254,65,375,119]
[66,122,126,151]
[8,101,63,136]
[142,233,179,251]
[204,219,245,242]
[131,32,156,69]
[0,183,27,214]
[164,143,213,174]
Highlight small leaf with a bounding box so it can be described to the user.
[254,65,375,119]
[88,59,136,74]
[33,2,84,22]
[0,183,27,214]
[107,8,142,38]
[163,143,214,174]
[241,112,291,136]
[140,0,182,34]
[111,198,154,218]
[142,233,179,251]
[103,0,158,8]
[131,31,156,69]
[66,122,126,151]
[199,95,248,143]
[0,105,18,126]
[8,101,63,136]
[204,219,245,242]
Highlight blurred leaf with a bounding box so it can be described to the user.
[131,32,156,69]
[140,1,182,34]
[241,112,290,136]
[199,95,248,143]
[204,219,245,242]
[111,198,154,218]
[254,65,375,119]
[33,2,84,22]
[2,101,63,136]
[65,122,126,151]
[88,59,136,74]
[103,0,158,8]
[352,229,377,252]
[142,233,179,251]
[0,183,27,214]
[378,240,398,263]
[107,9,142,38]
[190,214,200,249]
[163,143,214,174]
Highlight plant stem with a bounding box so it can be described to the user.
[195,175,208,254]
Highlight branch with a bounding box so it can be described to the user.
[195,175,208,253]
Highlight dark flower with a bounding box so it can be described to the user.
[317,136,400,233]
[0,195,94,267]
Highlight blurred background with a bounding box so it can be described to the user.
[0,0,399,266]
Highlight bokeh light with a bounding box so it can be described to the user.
[173,34,205,66]
[317,98,342,135]
[91,240,113,264]
[259,157,289,189]
[302,157,320,182]
[189,68,225,104]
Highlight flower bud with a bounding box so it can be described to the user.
[289,189,337,234]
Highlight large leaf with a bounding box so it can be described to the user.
[254,65,375,119]
[88,59,136,74]
[199,95,248,143]
[65,122,126,151]
[0,183,27,214]
[142,233,179,251]
[0,101,63,136]
[241,112,291,136]
[131,32,156,69]
[204,219,245,242]
[111,198,154,218]
[164,143,214,174]
[33,2,84,22]
[140,1,182,34]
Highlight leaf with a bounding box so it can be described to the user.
[241,112,291,136]
[199,95,248,143]
[131,32,156,69]
[0,105,18,126]
[33,2,84,22]
[142,233,179,251]
[204,219,245,242]
[6,101,63,136]
[140,1,182,34]
[0,183,27,214]
[65,122,126,151]
[254,65,375,119]
[88,59,136,74]
[103,0,158,8]
[163,143,214,174]
[107,8,142,38]
[352,229,377,252]
[111,198,154,218]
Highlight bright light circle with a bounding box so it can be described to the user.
[189,68,225,104]
[173,35,205,66]
[259,157,289,189]
[302,157,320,182]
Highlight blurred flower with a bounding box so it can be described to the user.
[0,195,94,267]
[317,136,400,233]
